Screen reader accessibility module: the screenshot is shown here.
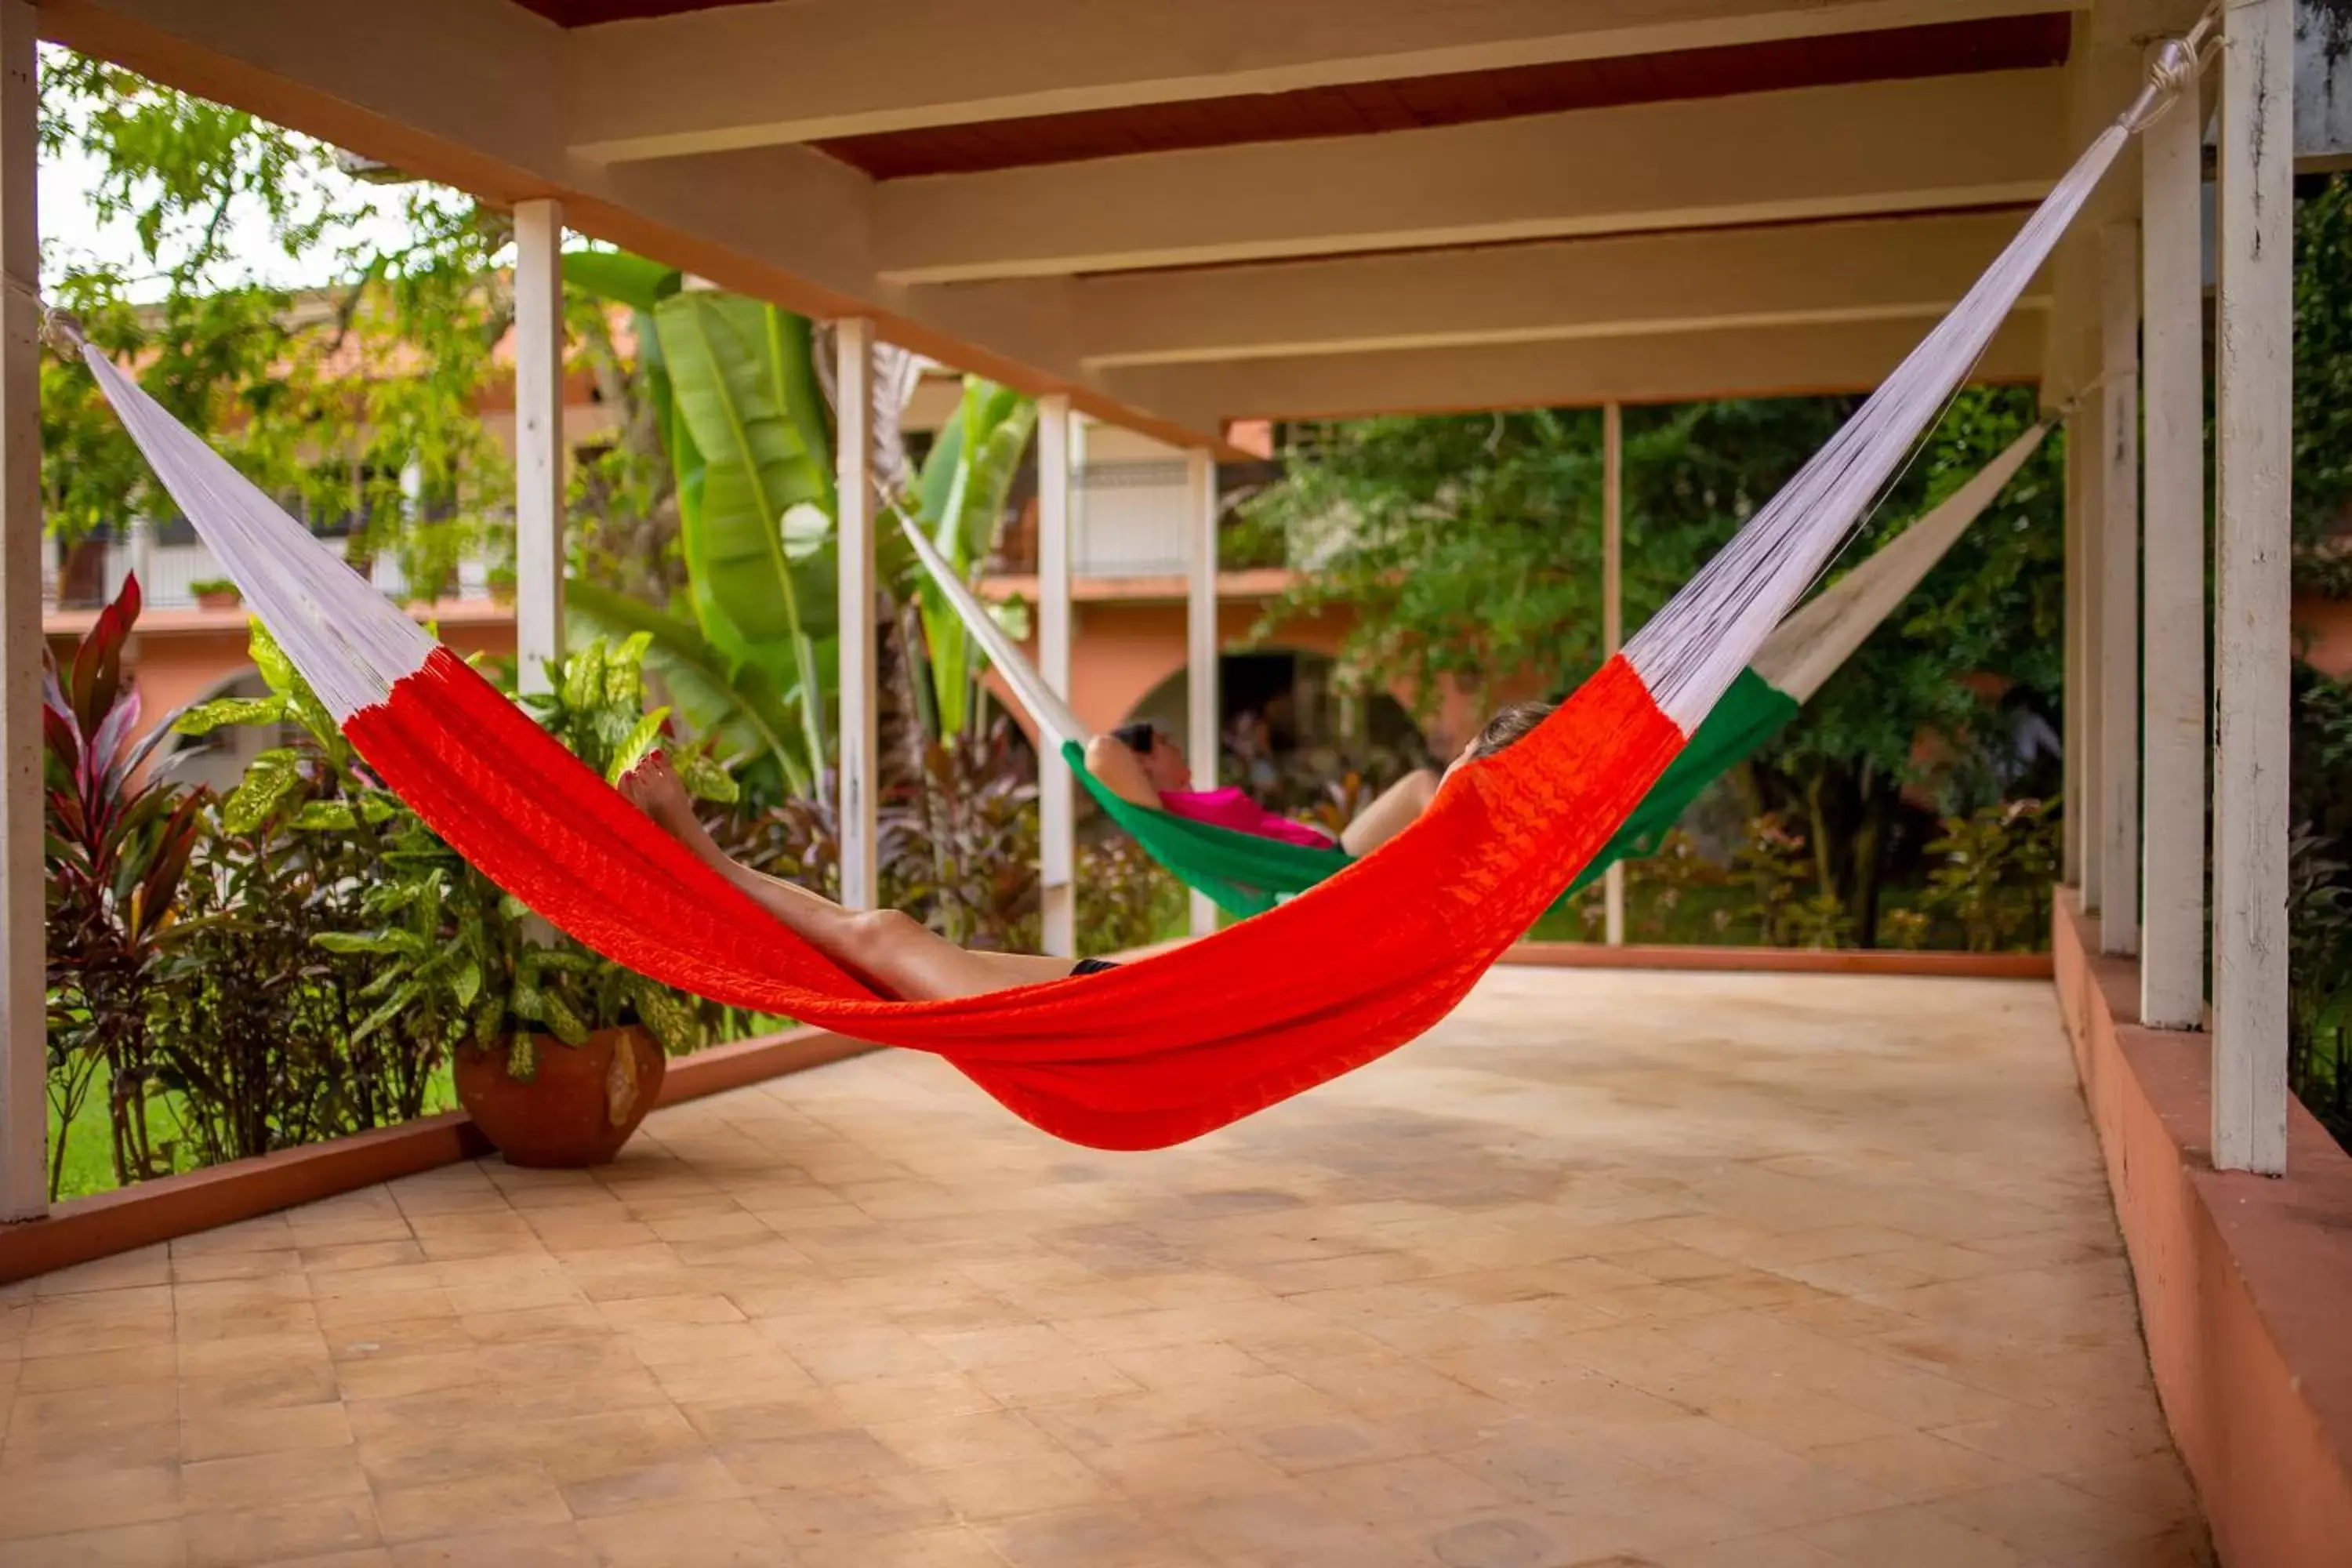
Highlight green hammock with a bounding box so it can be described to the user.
[1066,667,1795,917]
[902,421,2048,920]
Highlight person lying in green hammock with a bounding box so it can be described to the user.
[1082,705,1551,858]
[619,704,1552,1001]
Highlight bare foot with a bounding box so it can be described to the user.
[619,751,698,840]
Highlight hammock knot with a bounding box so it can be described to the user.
[39,307,88,357]
[2125,38,2202,132]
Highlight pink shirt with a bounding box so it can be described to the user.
[1159,786,1337,850]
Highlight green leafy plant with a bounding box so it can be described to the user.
[186,630,719,1094]
[1918,797,2059,953]
[42,577,205,1195]
[187,576,239,599]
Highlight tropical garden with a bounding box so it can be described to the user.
[37,45,2352,1200]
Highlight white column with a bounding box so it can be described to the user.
[1185,445,1220,938]
[1,0,42,1221]
[2098,224,2140,957]
[2140,71,2207,1029]
[1601,401,1627,946]
[511,198,565,695]
[834,318,879,911]
[2078,396,2107,914]
[2212,0,2292,1175]
[2062,424,2085,887]
[1037,396,1076,958]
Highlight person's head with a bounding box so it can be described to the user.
[1442,699,1558,782]
[1112,720,1192,793]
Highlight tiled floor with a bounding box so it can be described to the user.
[0,968,2207,1567]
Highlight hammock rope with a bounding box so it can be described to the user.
[55,49,2178,1149]
[906,422,2051,916]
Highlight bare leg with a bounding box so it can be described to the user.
[621,757,1074,1000]
[1340,768,1440,857]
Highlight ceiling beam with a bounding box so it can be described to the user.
[564,0,2082,162]
[1100,314,2047,427]
[1047,212,2042,367]
[875,69,2071,282]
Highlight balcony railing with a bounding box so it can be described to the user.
[50,529,496,614]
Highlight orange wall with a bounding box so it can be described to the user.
[2297,593,2352,681]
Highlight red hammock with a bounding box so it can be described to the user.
[352,643,1678,1149]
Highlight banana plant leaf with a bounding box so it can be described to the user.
[565,579,814,794]
[652,290,840,770]
[910,380,1037,735]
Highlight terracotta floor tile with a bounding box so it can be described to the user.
[868,1406,1063,1470]
[6,971,2198,1559]
[981,1503,1212,1567]
[924,1450,1116,1522]
[753,1467,954,1541]
[185,1494,380,1568]
[14,1346,178,1393]
[372,1468,573,1545]
[557,1453,746,1519]
[1934,1476,2185,1558]
[182,1399,353,1462]
[183,1442,371,1515]
[789,1525,1008,1568]
[0,1519,187,1567]
[1796,1502,2029,1566]
[385,1523,594,1567]
[573,1497,789,1567]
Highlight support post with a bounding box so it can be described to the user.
[2212,0,2292,1174]
[2140,68,2206,1029]
[1601,401,1626,946]
[511,198,565,695]
[1037,396,1076,958]
[1,0,41,1221]
[2062,425,2085,886]
[834,318,878,911]
[2098,223,2140,956]
[2078,394,2107,914]
[1185,446,1220,938]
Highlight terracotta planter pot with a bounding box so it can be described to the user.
[452,1025,666,1169]
[194,590,242,612]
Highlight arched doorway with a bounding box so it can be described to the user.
[1123,648,1430,815]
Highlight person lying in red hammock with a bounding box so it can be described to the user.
[619,701,1552,1001]
[1084,715,1538,857]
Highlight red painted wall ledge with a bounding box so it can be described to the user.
[0,1027,873,1287]
[2053,891,2352,1568]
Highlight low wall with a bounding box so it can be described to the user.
[2054,892,2352,1567]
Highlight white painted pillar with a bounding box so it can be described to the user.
[1037,396,1076,958]
[2062,424,2085,887]
[2098,224,2141,957]
[834,318,878,911]
[1185,446,1220,938]
[511,198,565,695]
[2211,0,2293,1175]
[1601,401,1626,946]
[1,0,42,1221]
[2078,396,2107,914]
[2140,71,2207,1030]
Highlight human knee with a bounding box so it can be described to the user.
[844,907,924,965]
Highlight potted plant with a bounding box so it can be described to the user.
[189,577,242,612]
[182,627,735,1167]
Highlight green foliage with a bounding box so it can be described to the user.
[907,383,1040,735]
[1918,799,2060,953]
[2294,172,2352,588]
[41,579,205,1196]
[2291,669,2352,1143]
[37,48,511,590]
